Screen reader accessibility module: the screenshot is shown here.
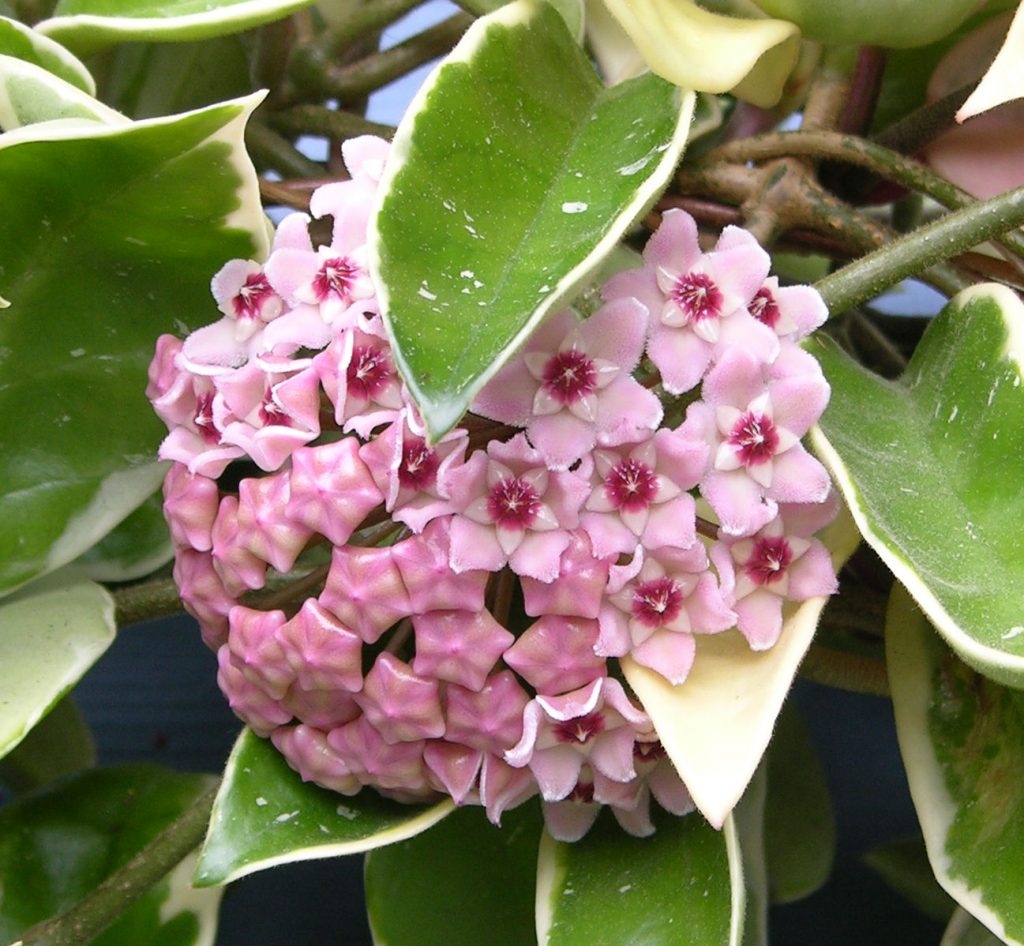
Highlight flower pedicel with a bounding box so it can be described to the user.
[148,135,838,842]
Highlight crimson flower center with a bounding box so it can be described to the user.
[258,390,291,427]
[314,256,360,302]
[749,287,780,328]
[193,392,218,444]
[634,739,667,764]
[567,780,595,803]
[347,345,393,401]
[541,349,598,404]
[554,712,606,745]
[604,458,659,512]
[486,476,541,529]
[728,412,779,465]
[744,536,793,586]
[671,272,722,323]
[631,576,684,627]
[232,272,275,321]
[398,437,439,490]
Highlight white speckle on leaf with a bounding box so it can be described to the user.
[617,155,652,176]
[442,199,456,212]
[987,383,998,405]
[69,348,86,358]
[1003,626,1024,640]
[618,884,633,894]
[460,270,475,279]
[336,804,358,820]
[255,796,268,807]
[274,810,299,824]
[538,284,551,293]
[418,285,437,301]
[573,171,583,178]
[562,202,588,214]
[948,406,959,422]
[319,824,330,834]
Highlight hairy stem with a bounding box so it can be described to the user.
[816,186,1024,314]
[245,121,324,178]
[114,578,185,627]
[11,782,220,946]
[269,106,394,142]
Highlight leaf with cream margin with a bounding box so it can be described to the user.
[735,765,768,946]
[0,572,114,762]
[0,54,126,128]
[459,0,585,42]
[370,0,694,440]
[888,582,1024,945]
[943,908,1009,946]
[194,728,453,887]
[36,0,318,58]
[598,0,800,107]
[74,490,172,583]
[956,0,1024,121]
[536,809,745,946]
[0,765,222,946]
[811,283,1024,687]
[0,15,94,93]
[0,93,268,596]
[623,502,860,829]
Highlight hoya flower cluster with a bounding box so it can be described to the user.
[148,135,838,842]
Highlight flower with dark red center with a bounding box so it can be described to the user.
[630,575,684,627]
[667,271,723,326]
[347,342,394,403]
[398,437,440,491]
[233,271,277,323]
[744,535,793,586]
[194,392,219,445]
[472,301,661,470]
[727,410,780,467]
[313,256,361,304]
[554,711,606,745]
[486,476,542,529]
[748,286,780,328]
[540,348,598,405]
[604,457,659,513]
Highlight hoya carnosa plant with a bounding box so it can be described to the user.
[148,134,838,843]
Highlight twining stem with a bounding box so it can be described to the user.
[816,185,1024,314]
[704,130,1024,264]
[245,121,324,178]
[799,644,890,698]
[10,782,220,946]
[114,578,184,627]
[270,106,394,142]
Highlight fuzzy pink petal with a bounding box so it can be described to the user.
[769,375,831,439]
[529,745,585,801]
[648,320,711,394]
[594,377,663,446]
[580,511,638,559]
[631,629,697,685]
[716,309,780,364]
[786,540,839,600]
[640,494,697,551]
[734,590,785,650]
[590,726,639,783]
[581,296,648,368]
[448,517,507,573]
[766,448,832,505]
[527,411,595,471]
[509,529,571,582]
[471,357,537,425]
[703,469,778,537]
[542,799,601,841]
[644,208,703,272]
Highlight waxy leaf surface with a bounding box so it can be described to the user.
[371,0,693,439]
[0,572,114,761]
[0,53,124,128]
[74,490,171,582]
[812,284,1024,686]
[0,764,221,945]
[365,802,541,946]
[0,697,95,794]
[38,0,317,57]
[888,583,1024,945]
[536,810,744,946]
[624,506,860,828]
[0,94,267,595]
[0,15,94,91]
[195,728,453,886]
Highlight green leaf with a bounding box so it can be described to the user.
[0,15,95,92]
[365,802,541,946]
[811,283,1024,686]
[763,702,836,904]
[74,489,172,582]
[536,809,744,946]
[887,582,1024,945]
[0,93,268,596]
[371,0,694,439]
[101,35,255,120]
[623,504,861,829]
[863,835,956,922]
[0,696,95,794]
[943,907,1010,946]
[37,0,318,58]
[0,765,221,945]
[0,572,114,761]
[194,728,453,886]
[0,53,125,128]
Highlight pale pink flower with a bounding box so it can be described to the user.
[444,434,589,581]
[598,545,735,685]
[604,209,777,393]
[472,300,661,469]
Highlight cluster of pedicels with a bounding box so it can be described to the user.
[148,135,839,842]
